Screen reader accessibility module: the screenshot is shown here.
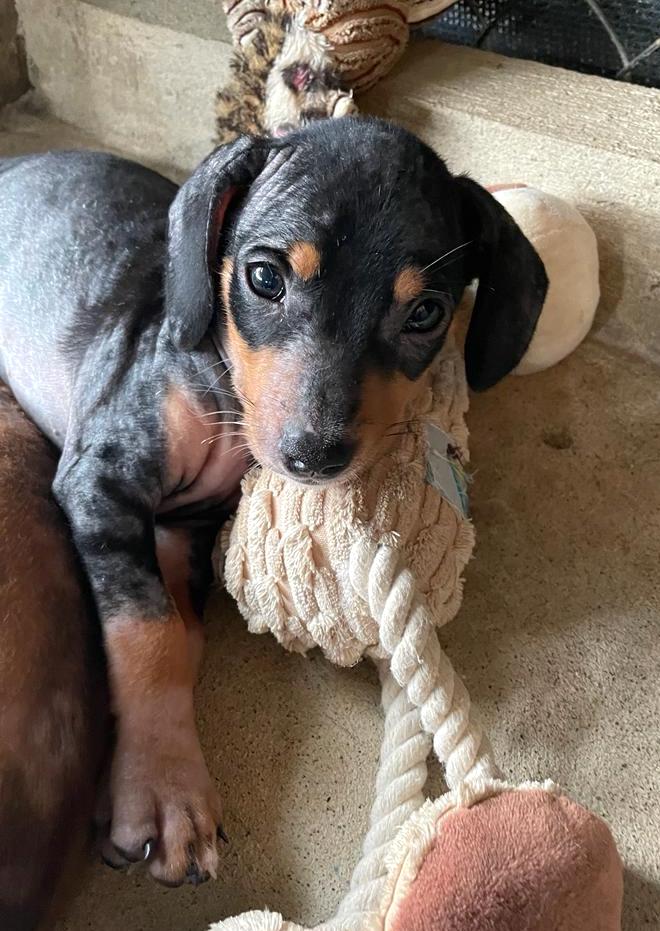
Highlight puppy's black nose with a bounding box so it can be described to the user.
[279,430,354,480]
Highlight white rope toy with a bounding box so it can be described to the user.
[214,337,503,931]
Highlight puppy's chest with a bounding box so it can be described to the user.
[158,383,250,518]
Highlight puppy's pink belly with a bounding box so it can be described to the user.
[159,434,250,517]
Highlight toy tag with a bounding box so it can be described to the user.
[425,424,470,517]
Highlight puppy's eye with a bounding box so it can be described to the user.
[247,262,285,301]
[402,299,448,334]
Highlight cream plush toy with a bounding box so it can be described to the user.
[491,185,600,375]
[208,187,619,931]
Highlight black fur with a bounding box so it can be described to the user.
[456,177,549,390]
[166,136,271,349]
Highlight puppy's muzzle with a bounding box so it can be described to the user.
[278,427,355,482]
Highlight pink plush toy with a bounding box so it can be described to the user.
[384,786,622,931]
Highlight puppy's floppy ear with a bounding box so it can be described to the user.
[456,177,549,391]
[166,135,271,349]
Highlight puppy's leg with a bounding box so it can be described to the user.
[53,458,222,887]
[153,524,220,880]
[97,523,219,881]
[155,524,214,679]
[0,386,106,931]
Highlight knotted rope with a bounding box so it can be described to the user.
[332,539,497,928]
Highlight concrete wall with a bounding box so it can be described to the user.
[0,0,28,106]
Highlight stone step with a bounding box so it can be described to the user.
[13,0,660,365]
[15,0,232,175]
[91,0,231,43]
[0,95,177,175]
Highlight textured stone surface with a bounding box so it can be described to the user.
[0,0,28,105]
[1,34,659,931]
[15,0,230,176]
[92,0,231,43]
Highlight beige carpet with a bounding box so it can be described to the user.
[1,40,659,931]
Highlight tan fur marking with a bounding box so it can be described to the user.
[225,314,304,464]
[157,527,204,674]
[156,527,197,630]
[104,615,209,836]
[394,265,425,304]
[289,241,321,280]
[105,616,192,709]
[162,383,209,491]
[164,384,202,448]
[225,315,279,406]
[220,256,233,307]
[354,370,426,471]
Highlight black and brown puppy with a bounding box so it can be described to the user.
[0,117,547,886]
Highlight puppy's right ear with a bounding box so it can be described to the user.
[456,176,548,391]
[166,136,271,350]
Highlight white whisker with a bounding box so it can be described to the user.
[201,423,244,430]
[203,435,253,453]
[189,382,235,397]
[201,425,247,442]
[424,288,453,297]
[421,240,471,273]
[195,357,231,376]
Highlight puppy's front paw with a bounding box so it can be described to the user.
[105,738,225,887]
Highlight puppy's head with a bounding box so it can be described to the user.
[167,118,547,483]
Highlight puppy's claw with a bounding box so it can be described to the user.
[101,853,126,872]
[143,839,153,861]
[185,862,210,886]
[156,876,185,889]
[217,825,229,845]
[114,842,151,864]
[180,842,209,886]
[99,837,130,871]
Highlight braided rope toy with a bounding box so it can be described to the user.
[208,187,620,931]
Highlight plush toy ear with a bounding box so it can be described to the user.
[166,136,271,349]
[456,176,549,391]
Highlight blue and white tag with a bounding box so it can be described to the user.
[425,423,470,517]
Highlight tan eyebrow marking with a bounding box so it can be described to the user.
[394,265,425,304]
[288,241,321,280]
[220,257,233,307]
